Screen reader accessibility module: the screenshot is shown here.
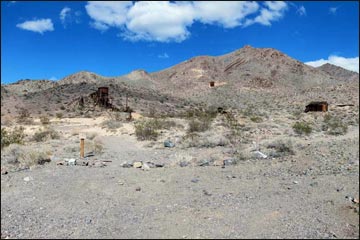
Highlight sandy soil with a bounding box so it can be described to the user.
[1,116,359,239]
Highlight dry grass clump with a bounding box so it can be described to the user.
[322,114,348,135]
[266,139,295,158]
[181,132,229,148]
[32,127,60,142]
[40,115,50,125]
[135,119,159,141]
[101,120,123,130]
[16,108,33,124]
[292,121,312,135]
[1,127,25,149]
[2,144,51,168]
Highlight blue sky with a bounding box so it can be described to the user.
[1,1,359,84]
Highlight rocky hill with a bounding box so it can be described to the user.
[317,63,359,82]
[1,45,358,118]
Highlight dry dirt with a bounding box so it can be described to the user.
[1,114,359,239]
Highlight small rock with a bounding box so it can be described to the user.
[310,182,318,187]
[164,140,175,148]
[66,158,76,166]
[121,162,133,168]
[133,162,143,168]
[179,161,188,167]
[191,178,199,183]
[293,181,299,184]
[135,187,141,191]
[223,159,235,166]
[23,176,32,182]
[155,163,164,168]
[142,163,150,171]
[203,190,212,196]
[198,159,210,167]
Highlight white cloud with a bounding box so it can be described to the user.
[305,55,359,73]
[16,19,54,34]
[158,53,169,59]
[85,1,132,28]
[49,76,57,81]
[329,7,338,15]
[192,1,259,28]
[85,1,288,42]
[244,1,288,26]
[60,7,71,27]
[296,6,306,16]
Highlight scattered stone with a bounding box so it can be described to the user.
[142,162,150,171]
[23,176,32,182]
[310,182,318,187]
[136,187,141,191]
[293,181,299,184]
[146,162,156,168]
[56,161,65,166]
[254,151,268,159]
[198,159,210,167]
[121,162,133,168]
[155,163,164,168]
[223,159,235,166]
[66,158,76,166]
[77,159,88,166]
[164,140,175,148]
[133,162,143,168]
[203,190,212,196]
[191,178,199,183]
[179,161,188,167]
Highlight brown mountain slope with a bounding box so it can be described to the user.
[317,63,359,82]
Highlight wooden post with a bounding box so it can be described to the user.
[80,138,84,158]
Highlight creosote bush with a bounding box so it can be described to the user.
[135,119,159,141]
[40,115,50,125]
[1,127,25,149]
[322,114,348,135]
[292,121,312,135]
[32,128,60,142]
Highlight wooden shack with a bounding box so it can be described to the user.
[305,101,328,113]
[209,81,215,87]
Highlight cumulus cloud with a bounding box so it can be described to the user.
[305,55,359,73]
[16,19,54,34]
[296,6,306,16]
[244,1,288,26]
[85,1,288,42]
[49,76,57,81]
[60,7,71,26]
[158,53,169,59]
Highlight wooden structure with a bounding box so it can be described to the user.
[209,81,215,87]
[305,101,328,113]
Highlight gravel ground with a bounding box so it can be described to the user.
[1,123,359,239]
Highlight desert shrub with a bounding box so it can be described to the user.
[135,119,159,141]
[188,118,211,133]
[1,127,25,149]
[250,116,263,123]
[56,112,63,119]
[223,111,243,144]
[292,121,312,135]
[267,140,295,157]
[322,114,348,135]
[101,120,123,129]
[182,132,229,148]
[60,105,66,110]
[2,144,51,167]
[32,128,60,142]
[17,108,32,124]
[40,115,50,125]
